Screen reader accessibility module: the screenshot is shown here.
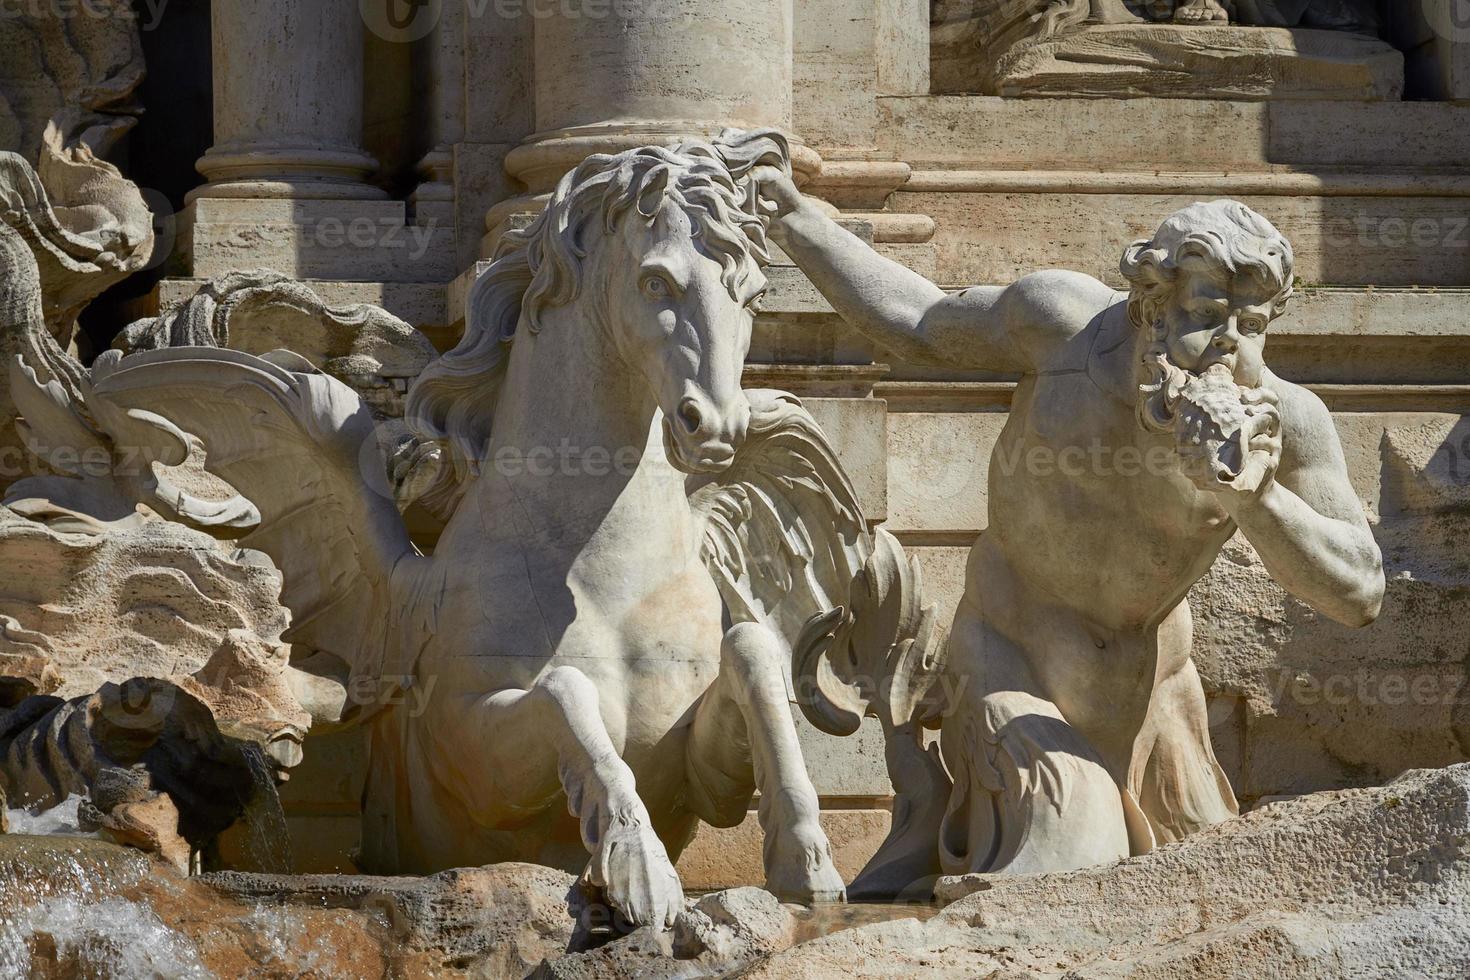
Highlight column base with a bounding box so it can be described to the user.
[409,146,456,226]
[503,121,823,195]
[190,143,387,203]
[485,122,824,253]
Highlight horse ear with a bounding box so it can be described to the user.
[636,165,671,218]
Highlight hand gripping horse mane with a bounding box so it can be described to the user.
[80,131,946,926]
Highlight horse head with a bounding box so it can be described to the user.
[406,130,790,483]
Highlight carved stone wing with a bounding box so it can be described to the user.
[86,347,422,693]
[689,389,947,732]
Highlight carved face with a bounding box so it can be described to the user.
[606,199,762,474]
[1158,254,1277,388]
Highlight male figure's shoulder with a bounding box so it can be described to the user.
[1267,370,1337,460]
[1268,370,1330,427]
[914,268,1121,372]
[993,269,1123,365]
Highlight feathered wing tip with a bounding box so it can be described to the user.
[694,389,953,899]
[793,527,950,736]
[691,390,866,663]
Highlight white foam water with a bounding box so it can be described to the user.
[3,794,93,837]
[0,852,211,979]
[0,895,213,979]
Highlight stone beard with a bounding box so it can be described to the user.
[1133,301,1282,493]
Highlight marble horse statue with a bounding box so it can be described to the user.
[79,131,944,928]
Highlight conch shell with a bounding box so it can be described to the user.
[1175,364,1280,493]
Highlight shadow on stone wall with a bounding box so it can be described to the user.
[1194,413,1470,805]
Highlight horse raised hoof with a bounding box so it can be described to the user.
[764,818,847,904]
[588,818,685,931]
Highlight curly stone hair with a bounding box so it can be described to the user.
[1119,199,1295,334]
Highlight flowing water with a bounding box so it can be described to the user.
[793,898,943,943]
[0,750,298,979]
[0,789,941,978]
[0,842,212,979]
[236,744,294,875]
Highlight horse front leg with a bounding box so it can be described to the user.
[685,622,846,902]
[458,666,684,929]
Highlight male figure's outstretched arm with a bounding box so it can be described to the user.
[757,170,1109,373]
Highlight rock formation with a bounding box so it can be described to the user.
[4,765,1468,977]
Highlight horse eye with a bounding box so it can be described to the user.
[641,275,670,298]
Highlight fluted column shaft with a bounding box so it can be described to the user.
[502,0,815,196]
[193,0,383,200]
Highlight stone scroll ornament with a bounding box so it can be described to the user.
[78,130,944,928]
[0,0,155,349]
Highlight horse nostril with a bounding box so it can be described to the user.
[677,397,703,435]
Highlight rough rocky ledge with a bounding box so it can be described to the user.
[751,763,1470,979]
[3,763,1468,978]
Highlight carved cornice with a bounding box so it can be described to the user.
[901,169,1470,198]
[874,380,1470,414]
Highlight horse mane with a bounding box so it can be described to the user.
[404,129,789,492]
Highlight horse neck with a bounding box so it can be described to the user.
[476,301,696,552]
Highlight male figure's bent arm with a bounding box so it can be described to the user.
[1225,379,1385,627]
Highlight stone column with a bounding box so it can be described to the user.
[192,0,383,200]
[489,0,817,238]
[410,0,466,227]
